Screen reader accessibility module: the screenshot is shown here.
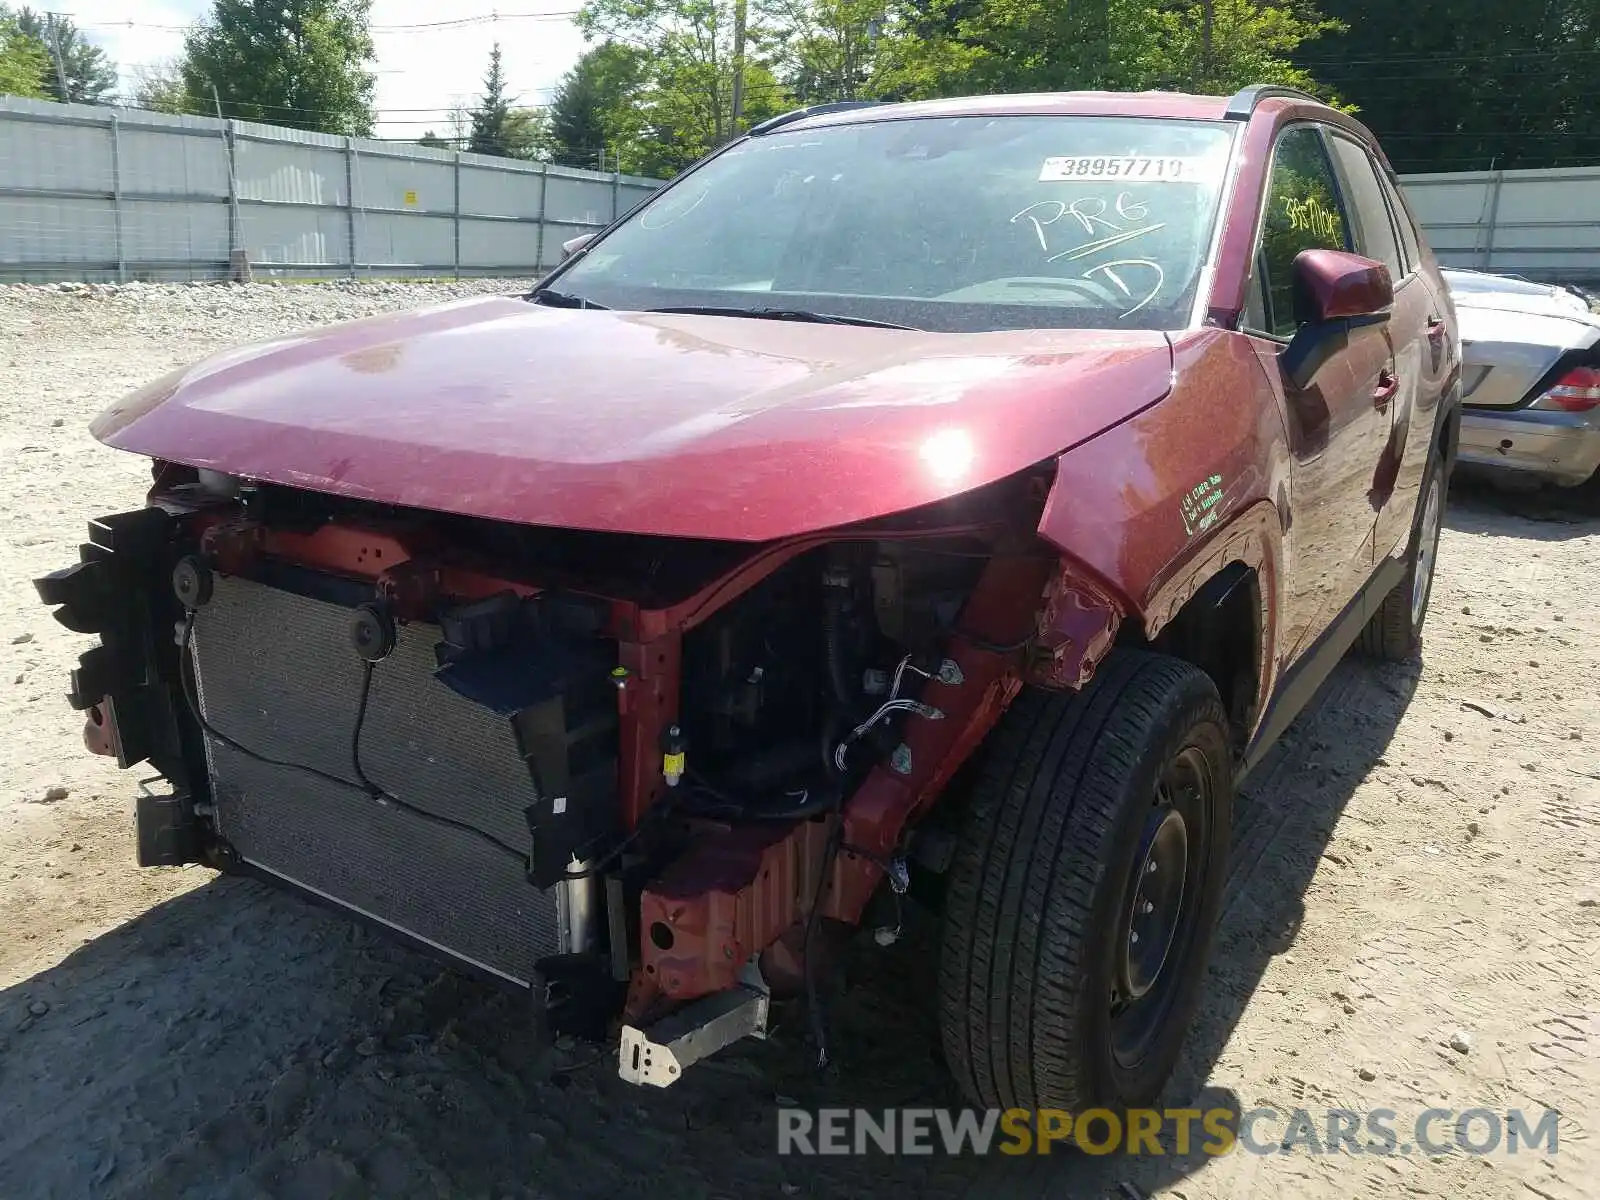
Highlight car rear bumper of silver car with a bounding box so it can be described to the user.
[1457,405,1600,487]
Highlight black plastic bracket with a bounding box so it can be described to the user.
[532,953,629,1041]
[136,790,202,866]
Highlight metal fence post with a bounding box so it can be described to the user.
[109,112,126,283]
[1481,169,1506,273]
[224,120,243,279]
[612,167,621,223]
[535,161,550,273]
[453,150,463,281]
[345,135,358,277]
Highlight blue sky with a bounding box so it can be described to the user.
[67,1,589,138]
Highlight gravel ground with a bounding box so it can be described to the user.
[1,281,1597,1200]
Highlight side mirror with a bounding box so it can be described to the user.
[1294,248,1393,324]
[562,233,598,260]
[1282,249,1394,389]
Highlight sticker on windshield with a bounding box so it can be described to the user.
[1039,156,1218,183]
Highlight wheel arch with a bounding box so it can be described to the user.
[1125,561,1265,755]
[1123,499,1284,756]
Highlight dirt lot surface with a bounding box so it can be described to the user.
[1,281,1596,1200]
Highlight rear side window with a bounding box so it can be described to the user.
[1327,134,1404,281]
[1255,127,1351,338]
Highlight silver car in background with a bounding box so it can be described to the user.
[1447,268,1600,492]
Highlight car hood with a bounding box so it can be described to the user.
[94,296,1175,541]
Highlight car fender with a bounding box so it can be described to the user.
[1036,329,1289,737]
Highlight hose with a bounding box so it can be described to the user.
[682,766,839,822]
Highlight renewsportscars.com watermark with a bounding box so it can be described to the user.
[777,1107,1563,1158]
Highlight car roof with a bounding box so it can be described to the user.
[775,90,1333,132]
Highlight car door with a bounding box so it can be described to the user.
[1325,132,1433,559]
[1238,125,1395,664]
[1381,164,1454,553]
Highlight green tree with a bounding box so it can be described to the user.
[0,5,48,98]
[505,107,553,160]
[768,0,890,101]
[578,0,787,176]
[1305,0,1600,172]
[1145,1,1341,96]
[15,8,117,103]
[180,0,376,134]
[417,130,451,149]
[546,41,642,167]
[878,0,1341,99]
[132,60,195,114]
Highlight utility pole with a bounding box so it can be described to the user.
[730,0,747,134]
[45,14,70,102]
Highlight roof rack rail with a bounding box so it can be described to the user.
[747,101,885,136]
[1224,85,1322,120]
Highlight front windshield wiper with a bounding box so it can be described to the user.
[529,289,610,310]
[644,306,918,331]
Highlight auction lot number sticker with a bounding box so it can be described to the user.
[1039,155,1217,183]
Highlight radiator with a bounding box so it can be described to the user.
[190,575,565,986]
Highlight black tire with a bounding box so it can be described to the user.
[1359,456,1446,661]
[938,650,1232,1112]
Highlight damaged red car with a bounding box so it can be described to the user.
[37,85,1460,1111]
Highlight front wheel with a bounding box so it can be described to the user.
[1360,457,1446,662]
[938,651,1233,1111]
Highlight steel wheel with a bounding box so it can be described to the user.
[1110,745,1214,1070]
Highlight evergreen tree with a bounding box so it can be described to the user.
[546,42,640,167]
[468,43,516,157]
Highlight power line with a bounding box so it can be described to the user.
[372,10,581,31]
[52,9,582,33]
[1299,46,1600,67]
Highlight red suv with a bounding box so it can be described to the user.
[38,85,1459,1113]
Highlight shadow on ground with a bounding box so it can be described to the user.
[1446,472,1599,542]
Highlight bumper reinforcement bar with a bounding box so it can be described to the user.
[618,983,769,1087]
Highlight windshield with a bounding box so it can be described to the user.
[551,115,1236,333]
